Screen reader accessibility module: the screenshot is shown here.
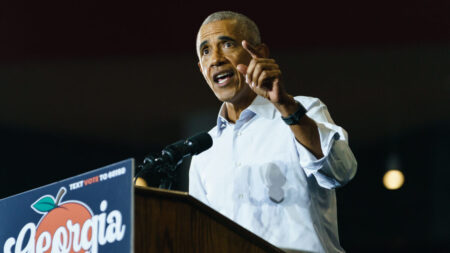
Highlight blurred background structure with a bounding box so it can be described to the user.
[1,1,449,252]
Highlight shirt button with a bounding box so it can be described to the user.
[237,131,242,136]
[238,194,243,199]
[237,162,242,167]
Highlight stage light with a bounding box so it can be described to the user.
[383,169,404,190]
[383,153,405,190]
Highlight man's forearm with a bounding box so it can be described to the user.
[274,95,324,159]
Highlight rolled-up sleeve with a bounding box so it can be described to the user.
[294,97,357,189]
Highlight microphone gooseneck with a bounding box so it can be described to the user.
[161,132,213,167]
[135,132,213,189]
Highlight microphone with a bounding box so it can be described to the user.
[160,132,213,166]
[138,132,213,174]
[136,132,212,189]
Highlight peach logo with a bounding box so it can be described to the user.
[3,187,126,253]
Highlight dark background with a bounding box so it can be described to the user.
[1,0,449,252]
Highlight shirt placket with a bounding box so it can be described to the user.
[231,112,254,204]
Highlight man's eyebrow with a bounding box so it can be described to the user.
[199,36,236,51]
[199,40,208,51]
[218,36,236,42]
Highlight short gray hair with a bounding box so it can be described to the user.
[198,11,261,46]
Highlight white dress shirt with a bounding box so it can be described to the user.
[189,95,357,253]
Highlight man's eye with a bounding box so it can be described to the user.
[224,42,233,48]
[202,48,209,55]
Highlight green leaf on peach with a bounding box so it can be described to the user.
[32,196,56,213]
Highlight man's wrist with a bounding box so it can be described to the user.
[281,101,307,125]
[274,94,299,117]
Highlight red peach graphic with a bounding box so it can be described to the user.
[32,187,93,253]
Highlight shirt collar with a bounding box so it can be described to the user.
[216,95,277,135]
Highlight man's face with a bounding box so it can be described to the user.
[197,19,253,103]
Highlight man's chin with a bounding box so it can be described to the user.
[213,84,236,101]
[211,80,254,104]
[215,89,255,105]
[215,92,235,103]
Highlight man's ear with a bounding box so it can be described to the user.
[257,43,270,58]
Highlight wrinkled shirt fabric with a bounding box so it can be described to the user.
[189,95,357,253]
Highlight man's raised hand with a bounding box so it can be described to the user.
[236,40,286,104]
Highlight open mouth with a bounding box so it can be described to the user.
[213,70,235,86]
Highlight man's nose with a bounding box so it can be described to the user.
[210,48,226,67]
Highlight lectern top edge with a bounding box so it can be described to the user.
[134,185,189,198]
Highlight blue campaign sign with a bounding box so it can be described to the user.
[0,159,134,253]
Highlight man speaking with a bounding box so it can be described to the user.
[189,11,357,253]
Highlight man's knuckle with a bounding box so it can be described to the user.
[261,71,268,79]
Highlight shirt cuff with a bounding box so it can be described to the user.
[294,122,339,177]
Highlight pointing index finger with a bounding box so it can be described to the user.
[242,40,260,59]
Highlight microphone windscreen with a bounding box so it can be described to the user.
[188,132,213,155]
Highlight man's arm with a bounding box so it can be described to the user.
[237,40,356,188]
[237,40,324,158]
[293,97,357,188]
[274,95,324,159]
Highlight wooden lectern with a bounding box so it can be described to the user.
[134,186,284,253]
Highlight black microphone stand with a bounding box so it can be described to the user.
[134,132,212,190]
[135,152,180,190]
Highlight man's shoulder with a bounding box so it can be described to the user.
[190,126,217,164]
[206,125,218,138]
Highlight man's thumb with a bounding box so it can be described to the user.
[237,64,247,75]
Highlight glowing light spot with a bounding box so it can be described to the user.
[135,177,148,187]
[383,169,405,190]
